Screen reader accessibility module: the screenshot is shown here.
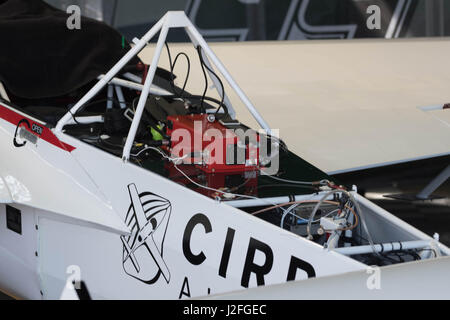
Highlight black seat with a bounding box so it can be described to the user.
[24,106,67,126]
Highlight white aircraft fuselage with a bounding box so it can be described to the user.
[0,11,448,300]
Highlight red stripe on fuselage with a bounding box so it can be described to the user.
[0,104,75,152]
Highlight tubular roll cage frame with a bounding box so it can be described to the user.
[54,11,272,161]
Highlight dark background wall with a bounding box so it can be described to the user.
[44,0,450,42]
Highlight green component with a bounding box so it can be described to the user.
[151,125,163,141]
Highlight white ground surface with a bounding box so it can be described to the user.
[139,38,450,174]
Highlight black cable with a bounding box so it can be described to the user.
[129,96,168,140]
[73,98,129,115]
[196,46,209,111]
[165,42,190,100]
[97,136,123,149]
[172,52,190,99]
[163,43,229,117]
[164,94,228,113]
[70,98,118,124]
[68,110,81,125]
[196,46,228,118]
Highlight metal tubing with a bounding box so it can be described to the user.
[107,85,114,109]
[123,72,142,83]
[417,164,450,199]
[57,11,271,139]
[225,192,333,208]
[333,240,432,256]
[122,23,170,160]
[385,0,406,39]
[114,85,127,109]
[55,16,165,132]
[67,115,103,125]
[99,75,171,96]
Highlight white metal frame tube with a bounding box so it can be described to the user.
[416,164,450,199]
[107,84,114,109]
[114,85,127,109]
[55,16,166,132]
[123,72,142,83]
[122,24,169,160]
[224,192,334,208]
[55,11,272,158]
[98,75,171,96]
[333,240,432,256]
[67,115,104,125]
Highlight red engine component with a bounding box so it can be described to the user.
[165,114,259,173]
[165,163,258,198]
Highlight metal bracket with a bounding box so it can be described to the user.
[385,164,450,201]
[416,164,450,200]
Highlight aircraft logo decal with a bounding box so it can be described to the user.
[121,184,171,284]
